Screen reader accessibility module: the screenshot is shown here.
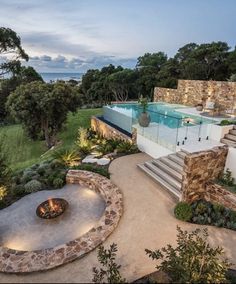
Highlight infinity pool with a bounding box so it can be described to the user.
[104,102,213,133]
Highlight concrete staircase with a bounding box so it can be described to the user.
[137,151,186,201]
[221,126,236,147]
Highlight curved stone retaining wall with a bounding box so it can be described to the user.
[0,170,123,273]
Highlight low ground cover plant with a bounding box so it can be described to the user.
[174,200,236,230]
[0,159,67,209]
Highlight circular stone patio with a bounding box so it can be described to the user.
[0,185,106,251]
[0,170,123,273]
[0,154,235,282]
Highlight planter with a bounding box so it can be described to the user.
[138,112,151,127]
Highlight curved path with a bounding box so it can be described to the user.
[0,153,236,282]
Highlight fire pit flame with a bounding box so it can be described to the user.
[36,198,68,219]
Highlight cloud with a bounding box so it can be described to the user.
[25,54,136,72]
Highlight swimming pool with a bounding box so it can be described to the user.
[104,102,213,133]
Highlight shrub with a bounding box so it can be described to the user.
[218,169,234,187]
[76,127,92,154]
[21,170,35,183]
[0,185,8,200]
[0,135,12,185]
[11,184,27,197]
[145,226,231,283]
[174,202,193,221]
[24,180,43,193]
[220,120,236,126]
[116,141,139,154]
[92,243,125,283]
[52,178,65,189]
[51,149,80,167]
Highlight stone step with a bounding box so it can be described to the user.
[234,125,236,130]
[144,162,182,190]
[221,138,236,147]
[176,151,187,160]
[152,160,183,182]
[168,154,185,167]
[159,157,183,174]
[225,134,236,142]
[137,164,181,201]
[229,129,236,135]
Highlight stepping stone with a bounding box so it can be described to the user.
[82,155,98,163]
[97,158,110,166]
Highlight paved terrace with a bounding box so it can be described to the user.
[0,153,236,283]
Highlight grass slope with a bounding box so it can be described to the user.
[0,108,102,171]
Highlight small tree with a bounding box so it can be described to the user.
[145,226,231,283]
[7,81,80,148]
[92,243,125,283]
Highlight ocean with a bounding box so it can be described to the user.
[40,72,84,83]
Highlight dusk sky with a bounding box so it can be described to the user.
[0,0,236,73]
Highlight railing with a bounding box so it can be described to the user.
[104,105,217,152]
[132,106,217,151]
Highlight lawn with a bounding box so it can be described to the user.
[0,108,102,171]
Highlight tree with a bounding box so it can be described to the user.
[137,52,167,70]
[92,243,125,283]
[146,226,231,283]
[156,58,180,88]
[108,69,137,101]
[175,42,230,80]
[7,81,80,148]
[0,27,29,76]
[0,66,43,122]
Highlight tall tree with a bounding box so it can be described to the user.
[0,27,29,76]
[137,52,167,70]
[108,69,137,101]
[7,81,80,148]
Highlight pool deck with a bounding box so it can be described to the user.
[1,153,235,283]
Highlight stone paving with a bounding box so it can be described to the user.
[0,153,235,282]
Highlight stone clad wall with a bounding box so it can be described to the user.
[154,87,181,104]
[205,182,236,211]
[91,116,136,143]
[154,80,236,112]
[182,146,228,203]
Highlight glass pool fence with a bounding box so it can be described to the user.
[103,105,217,151]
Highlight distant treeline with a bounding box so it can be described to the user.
[78,41,236,106]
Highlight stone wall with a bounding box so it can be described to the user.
[91,116,136,143]
[154,79,236,112]
[182,146,228,203]
[205,182,236,211]
[154,87,181,104]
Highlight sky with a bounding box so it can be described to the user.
[0,0,236,73]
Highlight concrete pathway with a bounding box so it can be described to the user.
[0,153,236,283]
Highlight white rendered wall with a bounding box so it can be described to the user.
[225,147,236,179]
[137,134,173,158]
[209,124,234,142]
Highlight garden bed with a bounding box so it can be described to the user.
[174,200,236,231]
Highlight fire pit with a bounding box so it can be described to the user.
[36,198,68,219]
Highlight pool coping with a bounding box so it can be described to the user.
[0,170,123,273]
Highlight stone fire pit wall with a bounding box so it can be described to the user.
[182,146,229,203]
[0,170,123,273]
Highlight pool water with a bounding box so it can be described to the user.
[108,102,212,129]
